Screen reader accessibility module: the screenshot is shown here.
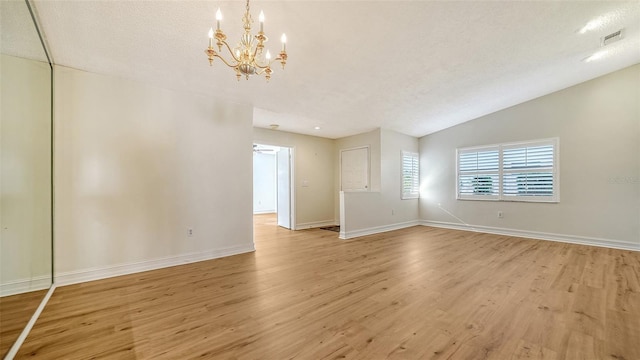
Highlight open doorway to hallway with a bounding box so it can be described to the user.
[253,143,294,230]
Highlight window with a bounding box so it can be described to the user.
[502,142,556,201]
[402,151,419,199]
[457,138,558,202]
[458,147,500,200]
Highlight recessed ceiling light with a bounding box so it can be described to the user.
[584,50,608,63]
[314,126,321,130]
[579,16,606,34]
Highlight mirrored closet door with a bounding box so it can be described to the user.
[1,0,53,357]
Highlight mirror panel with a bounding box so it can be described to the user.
[0,0,53,357]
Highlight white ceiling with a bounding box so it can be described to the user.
[30,0,640,139]
[1,0,49,62]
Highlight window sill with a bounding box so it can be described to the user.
[457,198,559,203]
[401,195,419,200]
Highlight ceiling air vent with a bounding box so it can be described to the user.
[601,29,624,46]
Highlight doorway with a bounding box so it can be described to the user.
[253,143,294,230]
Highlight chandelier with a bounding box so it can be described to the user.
[205,0,288,81]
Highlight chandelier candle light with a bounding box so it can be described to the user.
[205,0,288,81]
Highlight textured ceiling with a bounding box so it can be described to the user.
[31,1,640,139]
[1,0,48,62]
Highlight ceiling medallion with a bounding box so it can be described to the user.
[205,0,287,81]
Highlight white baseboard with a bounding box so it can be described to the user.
[55,244,256,287]
[296,220,337,229]
[4,284,56,360]
[340,220,421,240]
[253,210,275,215]
[1,275,52,297]
[421,220,640,251]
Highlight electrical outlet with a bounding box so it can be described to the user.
[497,211,503,219]
[392,209,395,215]
[188,228,193,237]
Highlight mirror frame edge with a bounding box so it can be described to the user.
[3,1,55,359]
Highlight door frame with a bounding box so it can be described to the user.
[253,142,296,230]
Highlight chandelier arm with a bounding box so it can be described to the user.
[219,40,242,63]
[213,54,239,68]
[253,61,270,70]
[255,58,282,69]
[255,67,272,75]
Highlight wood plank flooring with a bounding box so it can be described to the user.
[16,214,640,359]
[0,289,48,357]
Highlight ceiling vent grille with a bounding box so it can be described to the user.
[602,29,624,46]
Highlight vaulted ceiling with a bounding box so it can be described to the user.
[24,1,640,138]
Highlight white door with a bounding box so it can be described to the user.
[276,147,291,229]
[341,147,369,191]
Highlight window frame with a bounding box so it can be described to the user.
[456,138,559,203]
[401,150,420,200]
[456,145,500,201]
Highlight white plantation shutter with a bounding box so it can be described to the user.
[457,138,559,202]
[401,151,419,199]
[502,140,557,202]
[457,147,500,200]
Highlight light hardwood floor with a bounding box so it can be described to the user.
[0,289,48,357]
[16,214,640,359]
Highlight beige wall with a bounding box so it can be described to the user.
[54,66,255,283]
[335,129,382,192]
[254,127,420,233]
[420,64,640,249]
[380,129,420,222]
[334,129,381,223]
[253,127,335,228]
[0,55,52,294]
[337,129,420,236]
[46,58,639,287]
